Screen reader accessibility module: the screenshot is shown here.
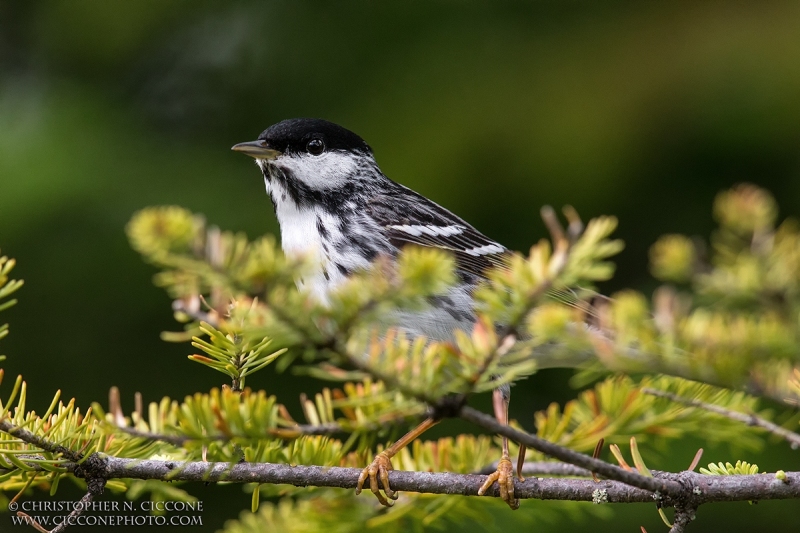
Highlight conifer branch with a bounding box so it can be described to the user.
[6,413,798,509]
[82,457,800,505]
[323,336,440,405]
[642,387,800,449]
[3,387,800,533]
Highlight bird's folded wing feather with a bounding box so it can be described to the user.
[366,187,601,319]
[366,188,509,281]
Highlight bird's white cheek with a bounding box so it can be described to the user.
[280,152,360,190]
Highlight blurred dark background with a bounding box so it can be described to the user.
[1,1,799,531]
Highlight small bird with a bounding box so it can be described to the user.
[233,118,519,508]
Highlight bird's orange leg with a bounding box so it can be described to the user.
[356,417,439,506]
[478,388,520,509]
[516,444,527,482]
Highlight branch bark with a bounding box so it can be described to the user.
[642,387,800,449]
[669,505,697,533]
[78,456,799,505]
[0,420,82,462]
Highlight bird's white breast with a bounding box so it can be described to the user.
[265,177,355,302]
[273,192,320,258]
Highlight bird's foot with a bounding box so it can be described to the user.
[478,456,519,510]
[356,451,397,506]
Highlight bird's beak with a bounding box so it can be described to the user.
[231,141,281,160]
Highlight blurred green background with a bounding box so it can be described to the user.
[1,1,800,531]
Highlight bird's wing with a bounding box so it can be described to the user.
[365,185,602,320]
[366,187,509,282]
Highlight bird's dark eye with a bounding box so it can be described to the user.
[306,138,325,155]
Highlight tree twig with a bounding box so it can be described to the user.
[172,298,220,327]
[459,405,683,496]
[0,419,82,462]
[114,426,197,446]
[642,387,800,449]
[668,505,697,533]
[17,483,104,533]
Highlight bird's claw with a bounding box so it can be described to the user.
[478,457,519,510]
[356,451,397,506]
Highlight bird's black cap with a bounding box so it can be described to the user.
[257,118,371,155]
